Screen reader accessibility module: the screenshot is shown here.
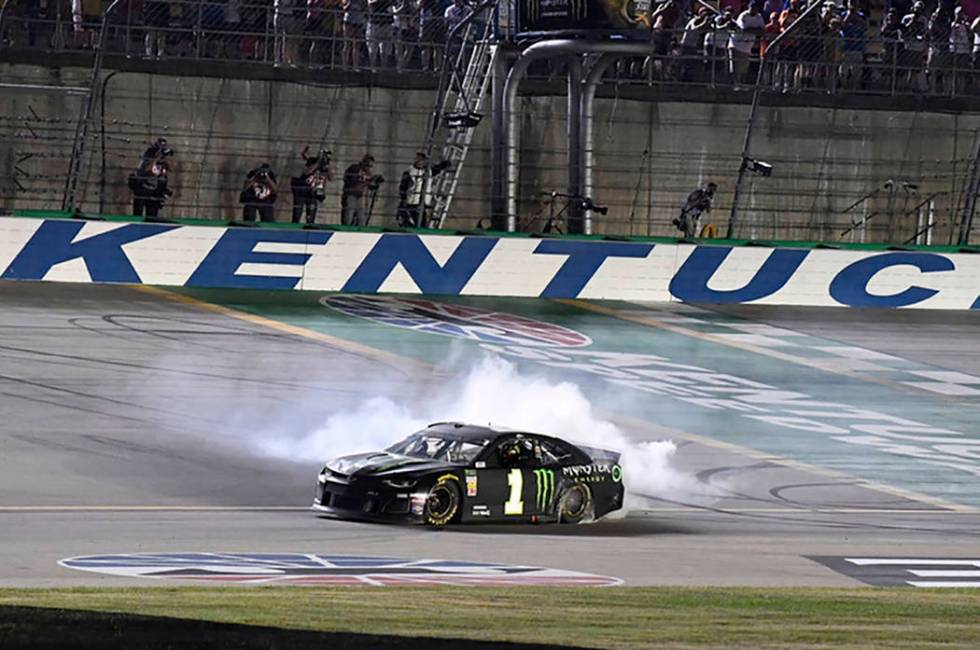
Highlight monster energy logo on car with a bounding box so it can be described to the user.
[534,469,555,509]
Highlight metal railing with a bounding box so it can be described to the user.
[3,2,980,101]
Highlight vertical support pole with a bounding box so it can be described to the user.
[489,45,510,229]
[566,56,583,234]
[64,0,123,214]
[581,53,618,236]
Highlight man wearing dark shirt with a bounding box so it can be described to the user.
[341,154,382,226]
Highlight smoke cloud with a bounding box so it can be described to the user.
[252,356,723,512]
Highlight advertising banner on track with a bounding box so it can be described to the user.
[1,216,978,309]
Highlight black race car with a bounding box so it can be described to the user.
[313,422,624,526]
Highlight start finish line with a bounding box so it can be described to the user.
[0,216,978,309]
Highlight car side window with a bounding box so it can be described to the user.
[537,438,574,465]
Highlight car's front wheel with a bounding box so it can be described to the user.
[424,477,460,526]
[557,484,593,524]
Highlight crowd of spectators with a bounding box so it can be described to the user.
[634,0,980,95]
[4,1,980,95]
[0,0,479,71]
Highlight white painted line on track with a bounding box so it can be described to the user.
[633,507,978,515]
[0,506,309,512]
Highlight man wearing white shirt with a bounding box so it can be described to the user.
[730,4,764,87]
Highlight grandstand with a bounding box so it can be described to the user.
[1,0,978,244]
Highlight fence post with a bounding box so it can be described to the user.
[64,0,124,214]
[728,1,824,239]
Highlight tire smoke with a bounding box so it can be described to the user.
[253,356,722,511]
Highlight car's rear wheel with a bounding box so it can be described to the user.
[424,477,460,527]
[558,484,593,524]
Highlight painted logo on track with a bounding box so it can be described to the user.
[59,553,621,586]
[322,295,592,348]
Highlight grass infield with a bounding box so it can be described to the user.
[2,587,980,648]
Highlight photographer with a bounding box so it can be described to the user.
[240,163,279,223]
[341,154,383,226]
[292,146,334,224]
[673,182,717,238]
[397,152,450,228]
[128,139,174,218]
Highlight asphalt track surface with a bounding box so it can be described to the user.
[1,281,979,587]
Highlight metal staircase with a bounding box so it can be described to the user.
[424,1,498,229]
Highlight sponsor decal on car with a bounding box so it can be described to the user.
[322,295,592,348]
[465,470,478,497]
[410,495,426,515]
[59,553,622,586]
[533,468,555,509]
[562,463,620,483]
[471,505,491,517]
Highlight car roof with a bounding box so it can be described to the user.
[423,422,568,446]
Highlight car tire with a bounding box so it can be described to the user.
[557,483,593,524]
[424,477,461,527]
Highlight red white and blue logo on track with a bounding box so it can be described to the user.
[59,553,620,586]
[321,295,592,348]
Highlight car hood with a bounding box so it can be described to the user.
[326,451,459,478]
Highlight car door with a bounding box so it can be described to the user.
[469,436,557,521]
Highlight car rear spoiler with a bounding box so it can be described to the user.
[576,444,621,464]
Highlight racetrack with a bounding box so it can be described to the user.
[2,280,979,587]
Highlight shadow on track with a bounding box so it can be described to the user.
[0,605,589,650]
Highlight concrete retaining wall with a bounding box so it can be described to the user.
[1,216,977,309]
[1,62,977,243]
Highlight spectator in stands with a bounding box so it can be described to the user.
[673,182,717,238]
[300,0,326,65]
[292,147,334,224]
[677,6,713,82]
[761,0,782,23]
[397,152,450,227]
[950,7,972,94]
[71,0,101,50]
[730,3,764,88]
[418,0,443,71]
[240,163,279,222]
[143,0,170,58]
[820,13,843,92]
[394,0,418,70]
[880,7,901,91]
[794,0,822,90]
[839,0,867,90]
[928,5,953,94]
[901,1,929,92]
[367,0,395,70]
[775,0,802,92]
[342,0,368,67]
[221,0,244,59]
[444,0,470,32]
[341,154,383,225]
[649,0,682,80]
[972,12,980,92]
[705,8,735,85]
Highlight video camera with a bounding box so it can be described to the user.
[580,197,608,215]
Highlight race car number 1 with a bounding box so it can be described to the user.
[504,468,523,515]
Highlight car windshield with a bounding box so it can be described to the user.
[387,434,488,464]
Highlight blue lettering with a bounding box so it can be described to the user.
[829,252,955,308]
[187,229,331,290]
[534,241,654,298]
[1,220,176,282]
[342,235,498,294]
[669,246,809,304]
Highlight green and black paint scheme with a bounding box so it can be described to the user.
[313,422,625,526]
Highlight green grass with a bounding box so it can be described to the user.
[2,586,980,648]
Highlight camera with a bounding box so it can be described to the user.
[580,197,608,215]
